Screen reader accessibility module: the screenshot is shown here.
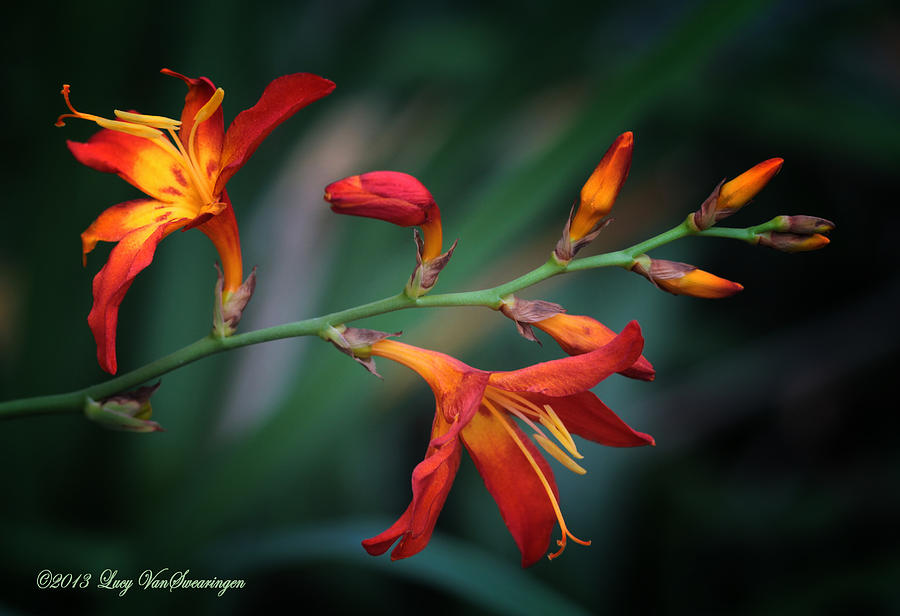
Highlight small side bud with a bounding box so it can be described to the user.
[692,158,784,230]
[757,232,831,253]
[213,264,257,337]
[719,158,783,214]
[323,325,400,378]
[632,255,743,299]
[499,296,566,343]
[773,215,836,234]
[555,131,632,261]
[84,382,163,432]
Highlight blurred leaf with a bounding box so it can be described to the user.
[205,518,592,616]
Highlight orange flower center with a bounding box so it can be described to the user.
[56,84,225,216]
[482,386,591,560]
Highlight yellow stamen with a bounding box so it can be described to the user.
[56,85,163,138]
[113,110,182,130]
[167,127,216,205]
[193,87,224,124]
[56,83,221,210]
[540,405,582,459]
[488,388,583,460]
[533,433,587,475]
[92,118,163,139]
[486,390,550,440]
[482,398,591,561]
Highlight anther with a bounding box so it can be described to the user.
[114,110,182,130]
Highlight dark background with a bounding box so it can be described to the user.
[1,0,897,614]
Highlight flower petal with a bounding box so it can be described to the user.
[362,411,461,560]
[534,314,655,381]
[489,320,644,396]
[523,391,655,447]
[370,340,489,430]
[460,407,558,567]
[81,198,197,264]
[67,130,203,204]
[214,73,335,194]
[87,217,187,373]
[161,69,225,190]
[196,191,243,293]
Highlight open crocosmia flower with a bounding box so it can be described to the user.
[364,321,654,567]
[57,69,335,373]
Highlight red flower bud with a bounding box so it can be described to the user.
[325,171,444,263]
[554,132,633,261]
[325,171,438,227]
[570,132,633,240]
[693,158,783,230]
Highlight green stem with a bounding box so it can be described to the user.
[0,219,769,420]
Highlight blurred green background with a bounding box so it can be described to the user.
[1,0,898,613]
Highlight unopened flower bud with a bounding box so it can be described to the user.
[325,171,454,296]
[632,256,743,299]
[84,382,163,432]
[323,325,399,377]
[213,264,257,337]
[719,158,783,214]
[499,296,566,344]
[324,171,436,226]
[757,232,830,253]
[532,314,655,381]
[693,158,783,230]
[555,132,632,261]
[773,215,835,234]
[325,171,443,260]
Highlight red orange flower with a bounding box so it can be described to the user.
[57,69,334,373]
[363,321,653,566]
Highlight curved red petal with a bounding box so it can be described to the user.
[87,219,186,373]
[160,69,225,192]
[81,198,196,262]
[214,73,335,194]
[524,391,655,447]
[370,340,489,429]
[460,407,558,567]
[362,412,461,560]
[490,320,644,396]
[67,131,202,204]
[534,315,655,381]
